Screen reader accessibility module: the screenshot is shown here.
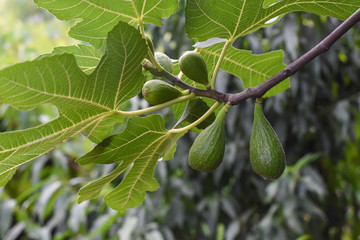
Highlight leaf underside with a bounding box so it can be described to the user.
[35,0,179,52]
[0,21,147,188]
[77,115,184,211]
[186,0,360,41]
[200,43,289,98]
[185,0,360,97]
[52,45,101,75]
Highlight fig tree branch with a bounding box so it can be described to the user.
[142,61,228,101]
[143,8,360,105]
[228,8,360,104]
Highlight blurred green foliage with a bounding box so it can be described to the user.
[0,0,360,239]
[0,0,78,68]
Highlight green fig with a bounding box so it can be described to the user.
[142,80,182,105]
[155,52,174,73]
[250,99,286,180]
[188,105,228,172]
[179,51,209,86]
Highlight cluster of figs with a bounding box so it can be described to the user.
[142,41,285,180]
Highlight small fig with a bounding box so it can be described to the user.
[155,52,174,73]
[142,79,182,105]
[188,105,227,172]
[250,99,286,180]
[179,51,209,86]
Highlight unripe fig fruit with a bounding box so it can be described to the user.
[250,99,285,180]
[155,52,174,73]
[179,51,209,86]
[142,80,182,105]
[188,105,227,172]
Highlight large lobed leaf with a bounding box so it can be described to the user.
[199,43,289,98]
[35,0,179,52]
[186,0,360,41]
[52,45,101,75]
[185,0,360,97]
[77,115,184,211]
[0,21,147,187]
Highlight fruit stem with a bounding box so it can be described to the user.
[210,40,231,90]
[169,102,222,133]
[215,103,231,123]
[137,16,163,71]
[181,89,191,95]
[223,103,231,113]
[138,20,146,38]
[115,93,196,117]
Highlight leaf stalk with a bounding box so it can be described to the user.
[169,101,222,133]
[116,93,196,117]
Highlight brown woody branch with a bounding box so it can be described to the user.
[143,8,360,105]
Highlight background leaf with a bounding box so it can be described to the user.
[35,0,179,52]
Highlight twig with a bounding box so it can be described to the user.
[142,61,228,102]
[143,8,360,105]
